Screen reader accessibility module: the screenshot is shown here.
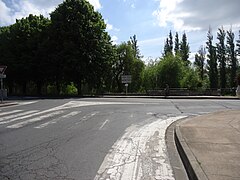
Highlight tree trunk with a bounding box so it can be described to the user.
[77,80,82,96]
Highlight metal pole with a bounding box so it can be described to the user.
[125,83,128,95]
[1,78,3,103]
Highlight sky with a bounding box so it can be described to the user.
[0,0,240,62]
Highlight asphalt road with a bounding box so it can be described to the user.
[0,98,239,180]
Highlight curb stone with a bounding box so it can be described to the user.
[174,119,208,180]
[165,119,189,180]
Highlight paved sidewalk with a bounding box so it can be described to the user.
[175,110,240,180]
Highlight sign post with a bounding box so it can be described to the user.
[0,66,7,103]
[121,75,132,95]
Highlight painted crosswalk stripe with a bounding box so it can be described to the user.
[34,111,81,129]
[0,110,23,117]
[7,110,64,129]
[0,110,38,124]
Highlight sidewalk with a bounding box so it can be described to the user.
[174,110,240,180]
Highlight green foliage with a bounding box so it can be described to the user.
[194,46,206,81]
[180,32,190,65]
[206,28,218,88]
[180,68,201,89]
[226,29,237,87]
[217,27,226,88]
[156,54,183,88]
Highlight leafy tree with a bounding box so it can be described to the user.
[180,32,190,65]
[237,30,240,56]
[174,32,180,55]
[49,0,112,95]
[180,67,200,89]
[143,61,158,90]
[226,28,237,87]
[206,27,218,88]
[217,27,226,89]
[156,54,183,88]
[194,46,206,81]
[0,15,50,95]
[130,34,142,59]
[163,31,174,56]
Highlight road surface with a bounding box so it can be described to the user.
[0,98,239,180]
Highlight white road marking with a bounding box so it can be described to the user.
[99,119,109,130]
[0,110,38,124]
[16,101,38,106]
[50,101,142,111]
[0,110,23,117]
[94,116,186,180]
[7,111,64,128]
[34,111,81,129]
[75,111,99,124]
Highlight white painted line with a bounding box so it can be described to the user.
[99,119,109,130]
[7,111,64,128]
[62,111,80,118]
[0,110,38,124]
[94,116,186,180]
[0,110,23,117]
[34,111,81,129]
[17,101,38,105]
[75,111,99,124]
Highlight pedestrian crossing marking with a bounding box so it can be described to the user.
[0,110,23,117]
[34,111,81,129]
[0,110,38,124]
[7,110,65,129]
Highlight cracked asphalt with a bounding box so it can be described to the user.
[0,98,240,179]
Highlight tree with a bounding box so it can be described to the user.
[180,32,190,65]
[226,28,237,87]
[0,15,50,95]
[163,31,174,56]
[217,27,226,89]
[174,32,180,55]
[206,27,218,88]
[156,54,184,88]
[49,0,112,95]
[194,46,206,81]
[237,30,240,56]
[130,34,142,59]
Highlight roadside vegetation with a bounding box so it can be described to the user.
[0,0,239,96]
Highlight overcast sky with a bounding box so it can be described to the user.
[1,0,240,61]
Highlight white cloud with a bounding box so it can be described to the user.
[0,0,102,26]
[139,37,165,46]
[111,35,118,45]
[0,0,12,26]
[153,0,240,32]
[87,0,102,10]
[105,19,120,32]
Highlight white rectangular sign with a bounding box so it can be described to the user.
[121,75,132,83]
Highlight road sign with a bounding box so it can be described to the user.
[0,66,7,74]
[0,74,6,79]
[121,75,132,83]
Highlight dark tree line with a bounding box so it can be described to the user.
[1,0,239,96]
[205,27,239,90]
[0,0,144,96]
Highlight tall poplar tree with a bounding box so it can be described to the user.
[206,27,218,88]
[217,27,226,89]
[180,32,190,65]
[226,29,237,87]
[194,46,206,81]
[174,32,180,55]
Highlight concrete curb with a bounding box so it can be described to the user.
[174,119,208,180]
[165,120,189,180]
